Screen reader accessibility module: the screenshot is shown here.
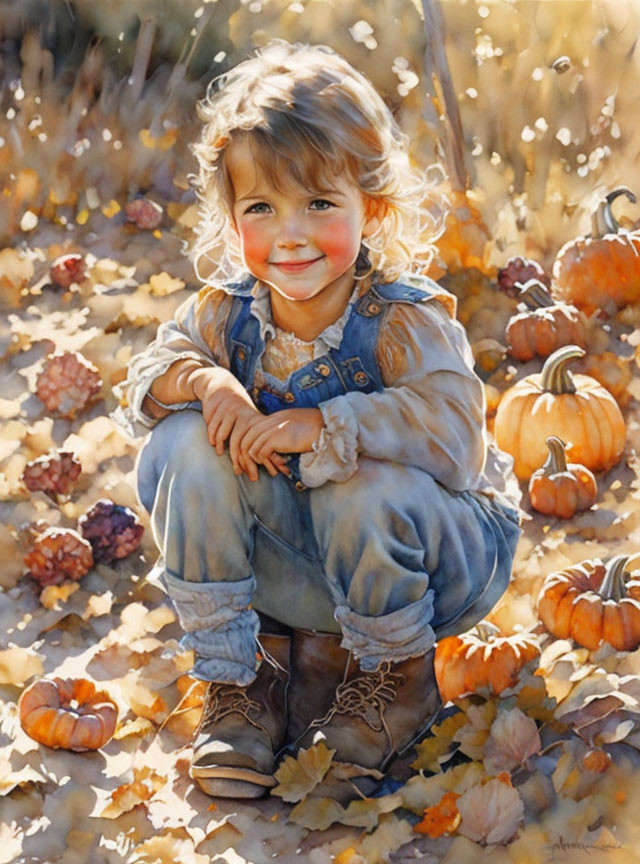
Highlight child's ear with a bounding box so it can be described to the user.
[362,198,388,238]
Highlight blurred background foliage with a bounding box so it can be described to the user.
[2,0,640,268]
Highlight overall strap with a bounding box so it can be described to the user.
[225,293,264,388]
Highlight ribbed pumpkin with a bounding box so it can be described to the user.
[434,621,540,703]
[494,345,626,480]
[537,555,640,652]
[553,188,640,315]
[506,280,587,362]
[19,677,118,751]
[528,436,597,519]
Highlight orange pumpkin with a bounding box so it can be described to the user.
[528,436,597,519]
[494,345,626,480]
[19,677,118,751]
[506,280,588,362]
[434,621,540,703]
[537,555,640,651]
[553,188,640,315]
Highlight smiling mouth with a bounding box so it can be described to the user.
[271,257,323,272]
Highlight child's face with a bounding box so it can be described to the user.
[227,136,380,303]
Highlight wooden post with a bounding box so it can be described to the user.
[421,0,470,189]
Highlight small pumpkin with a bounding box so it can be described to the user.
[434,621,540,703]
[553,187,640,315]
[506,280,588,362]
[537,554,640,652]
[494,345,626,480]
[19,677,118,751]
[528,436,597,519]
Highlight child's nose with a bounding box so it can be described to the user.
[277,215,307,249]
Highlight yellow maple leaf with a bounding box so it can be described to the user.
[272,739,335,802]
[411,711,468,772]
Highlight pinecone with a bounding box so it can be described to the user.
[49,254,86,288]
[25,527,94,587]
[35,352,102,418]
[22,451,82,498]
[497,257,550,298]
[79,499,144,564]
[125,198,163,230]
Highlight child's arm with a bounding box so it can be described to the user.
[113,287,288,479]
[297,298,487,491]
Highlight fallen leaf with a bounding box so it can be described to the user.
[144,272,185,296]
[414,791,461,838]
[457,777,524,844]
[0,647,43,685]
[272,739,335,803]
[411,711,468,772]
[357,813,415,864]
[39,582,80,610]
[483,706,542,773]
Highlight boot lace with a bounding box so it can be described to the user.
[196,682,264,734]
[311,661,406,734]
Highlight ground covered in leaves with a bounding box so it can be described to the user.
[5,1,640,862]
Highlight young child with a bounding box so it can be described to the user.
[115,40,522,799]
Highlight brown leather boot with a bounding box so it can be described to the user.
[287,628,350,744]
[294,649,441,772]
[189,633,289,798]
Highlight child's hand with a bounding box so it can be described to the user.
[237,408,325,466]
[192,367,290,480]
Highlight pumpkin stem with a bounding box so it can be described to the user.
[591,188,637,238]
[540,345,585,395]
[473,621,501,642]
[599,554,631,601]
[517,279,555,310]
[543,436,568,475]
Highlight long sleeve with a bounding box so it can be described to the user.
[112,286,234,436]
[299,296,487,492]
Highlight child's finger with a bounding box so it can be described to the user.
[270,454,291,476]
[210,413,234,453]
[249,430,278,463]
[229,422,259,481]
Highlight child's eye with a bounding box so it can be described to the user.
[245,202,271,214]
[309,199,335,211]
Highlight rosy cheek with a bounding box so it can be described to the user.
[319,218,358,261]
[238,223,271,263]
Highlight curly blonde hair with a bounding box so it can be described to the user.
[191,40,445,286]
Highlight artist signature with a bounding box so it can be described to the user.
[544,836,622,861]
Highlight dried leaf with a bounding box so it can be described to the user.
[145,273,186,297]
[411,711,468,772]
[100,767,166,818]
[356,813,415,864]
[457,777,524,844]
[453,700,497,760]
[288,796,348,830]
[39,582,80,610]
[272,740,335,803]
[0,647,43,685]
[414,791,461,838]
[113,717,154,740]
[483,706,542,773]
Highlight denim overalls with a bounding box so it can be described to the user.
[136,276,522,686]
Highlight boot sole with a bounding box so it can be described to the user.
[192,774,272,798]
[190,765,277,798]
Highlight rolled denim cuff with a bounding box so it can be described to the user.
[299,399,359,488]
[334,591,436,672]
[162,570,260,686]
